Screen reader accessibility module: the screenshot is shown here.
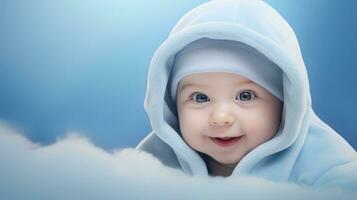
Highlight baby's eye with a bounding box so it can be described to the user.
[191,92,210,103]
[235,90,256,102]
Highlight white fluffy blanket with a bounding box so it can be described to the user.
[0,123,355,200]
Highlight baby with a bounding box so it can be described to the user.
[171,39,283,176]
[137,0,357,191]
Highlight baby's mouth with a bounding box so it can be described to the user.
[209,136,242,147]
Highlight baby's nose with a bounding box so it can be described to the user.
[209,108,235,126]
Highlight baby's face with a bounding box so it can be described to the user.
[176,72,283,165]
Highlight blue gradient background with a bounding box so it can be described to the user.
[0,0,356,150]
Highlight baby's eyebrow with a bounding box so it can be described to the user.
[179,80,255,93]
[178,83,207,93]
[238,79,254,85]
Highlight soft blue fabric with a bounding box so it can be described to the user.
[136,0,357,191]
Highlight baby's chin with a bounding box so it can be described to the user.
[204,152,242,166]
[213,156,241,166]
[212,148,254,164]
[196,149,245,166]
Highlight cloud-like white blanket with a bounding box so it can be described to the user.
[0,123,355,200]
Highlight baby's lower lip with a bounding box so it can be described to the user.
[210,136,242,147]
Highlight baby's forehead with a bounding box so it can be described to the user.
[169,39,284,101]
[179,72,253,83]
[178,72,258,91]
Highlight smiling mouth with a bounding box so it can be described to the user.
[209,136,242,147]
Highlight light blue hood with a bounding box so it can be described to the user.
[137,0,357,190]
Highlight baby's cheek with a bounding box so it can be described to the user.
[178,110,208,150]
[241,109,276,138]
[179,110,206,135]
